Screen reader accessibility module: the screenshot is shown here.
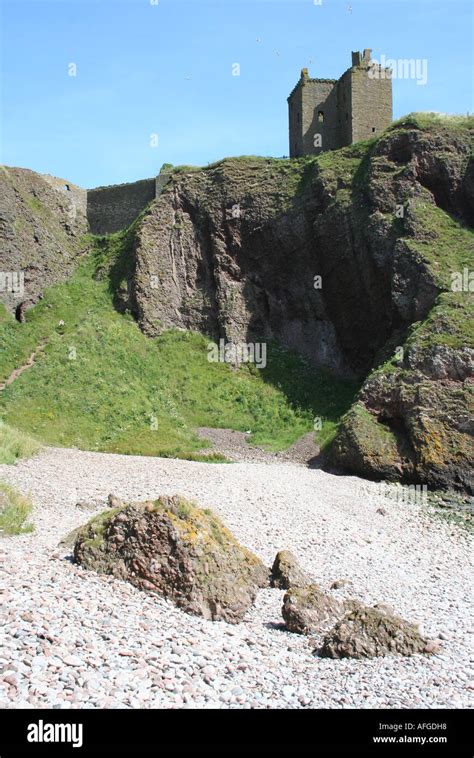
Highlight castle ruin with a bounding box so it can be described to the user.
[288,49,393,157]
[44,54,393,238]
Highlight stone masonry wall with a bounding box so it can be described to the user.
[288,53,393,156]
[288,86,303,157]
[302,80,339,155]
[288,75,339,156]
[336,71,353,146]
[350,66,393,142]
[87,178,156,235]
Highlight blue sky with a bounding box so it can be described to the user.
[1,0,472,188]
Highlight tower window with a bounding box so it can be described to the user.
[318,110,324,122]
[372,127,376,133]
[297,112,300,123]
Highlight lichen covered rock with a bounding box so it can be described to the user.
[73,495,269,623]
[270,550,311,589]
[332,328,474,493]
[282,583,344,634]
[319,605,433,659]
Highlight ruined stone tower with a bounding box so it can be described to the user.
[288,49,392,157]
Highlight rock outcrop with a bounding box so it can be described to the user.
[0,167,87,315]
[281,584,438,660]
[281,584,345,634]
[73,495,269,623]
[2,116,472,491]
[128,118,473,491]
[331,294,474,492]
[319,605,435,659]
[131,157,351,375]
[270,550,312,589]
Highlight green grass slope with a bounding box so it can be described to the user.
[0,420,42,465]
[0,240,356,460]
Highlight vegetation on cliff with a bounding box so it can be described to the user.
[328,115,473,492]
[0,114,472,490]
[0,245,355,458]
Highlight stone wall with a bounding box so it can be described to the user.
[288,52,393,156]
[350,66,393,142]
[336,71,353,146]
[302,80,339,155]
[87,178,156,235]
[288,72,339,156]
[288,85,303,157]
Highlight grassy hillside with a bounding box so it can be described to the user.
[0,421,42,465]
[0,240,356,459]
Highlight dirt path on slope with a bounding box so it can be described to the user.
[0,342,47,391]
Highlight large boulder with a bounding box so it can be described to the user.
[270,550,312,590]
[282,584,345,634]
[319,605,435,659]
[73,495,269,623]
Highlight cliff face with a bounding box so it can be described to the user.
[132,158,351,375]
[133,123,472,369]
[1,116,472,492]
[0,167,87,315]
[130,117,473,491]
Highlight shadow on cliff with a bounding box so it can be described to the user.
[256,340,360,457]
[92,224,139,318]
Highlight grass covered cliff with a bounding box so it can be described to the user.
[129,113,473,491]
[0,114,472,491]
[0,248,355,459]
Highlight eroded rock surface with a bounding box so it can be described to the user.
[129,122,473,491]
[73,495,269,623]
[270,550,312,589]
[2,118,472,491]
[282,584,345,634]
[0,167,87,314]
[319,605,434,659]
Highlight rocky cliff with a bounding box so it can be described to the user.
[129,116,473,491]
[0,167,88,315]
[1,115,472,492]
